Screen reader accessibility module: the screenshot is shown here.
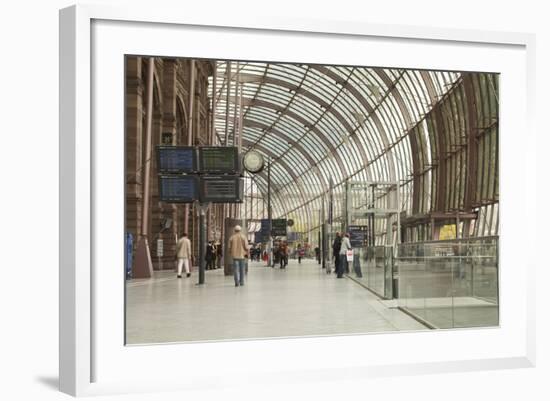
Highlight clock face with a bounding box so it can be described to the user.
[243,151,264,173]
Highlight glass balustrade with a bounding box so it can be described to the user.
[350,246,392,299]
[348,237,498,329]
[396,237,499,329]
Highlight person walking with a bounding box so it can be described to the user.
[297,243,305,264]
[279,241,289,269]
[228,225,249,287]
[205,241,215,270]
[255,245,262,261]
[176,233,192,278]
[314,246,320,264]
[337,233,352,279]
[216,241,222,269]
[332,232,342,274]
[272,241,280,267]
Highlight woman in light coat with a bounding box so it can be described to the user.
[337,233,352,278]
[176,233,192,278]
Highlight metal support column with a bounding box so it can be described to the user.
[232,62,239,146]
[198,203,209,285]
[321,194,326,270]
[267,158,273,267]
[184,60,196,234]
[224,61,231,146]
[210,62,217,145]
[238,81,243,152]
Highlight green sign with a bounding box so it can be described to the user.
[199,146,239,173]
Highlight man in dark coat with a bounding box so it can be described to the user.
[332,232,342,274]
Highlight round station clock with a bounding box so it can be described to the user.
[243,150,265,173]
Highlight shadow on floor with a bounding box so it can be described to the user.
[35,376,58,391]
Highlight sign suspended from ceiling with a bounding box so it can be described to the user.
[159,175,199,203]
[198,146,240,174]
[200,176,243,203]
[157,146,243,204]
[157,146,197,174]
[271,219,287,237]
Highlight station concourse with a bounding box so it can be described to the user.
[125,57,499,344]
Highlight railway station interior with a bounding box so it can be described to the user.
[125,56,499,344]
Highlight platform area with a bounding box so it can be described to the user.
[125,258,427,344]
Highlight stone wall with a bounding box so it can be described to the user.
[125,56,215,270]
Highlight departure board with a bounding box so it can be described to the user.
[198,146,239,173]
[254,231,262,244]
[157,146,197,173]
[260,219,270,241]
[159,175,198,203]
[349,225,369,247]
[199,176,243,203]
[271,219,287,237]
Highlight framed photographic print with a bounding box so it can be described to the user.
[59,4,536,397]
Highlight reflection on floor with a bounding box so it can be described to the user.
[125,259,426,344]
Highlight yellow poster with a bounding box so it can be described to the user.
[439,224,456,240]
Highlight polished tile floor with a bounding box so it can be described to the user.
[125,259,427,344]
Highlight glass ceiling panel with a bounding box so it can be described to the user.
[209,61,474,228]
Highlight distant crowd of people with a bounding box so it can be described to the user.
[175,227,349,287]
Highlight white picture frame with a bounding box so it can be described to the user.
[59,4,536,397]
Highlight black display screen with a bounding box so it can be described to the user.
[260,219,270,241]
[199,147,239,173]
[159,175,198,203]
[348,225,369,247]
[157,146,197,173]
[271,219,287,237]
[200,176,243,203]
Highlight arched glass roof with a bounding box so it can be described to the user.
[209,62,498,234]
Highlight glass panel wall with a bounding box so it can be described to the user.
[351,246,393,299]
[397,237,498,329]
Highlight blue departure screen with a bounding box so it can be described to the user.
[159,176,198,203]
[158,147,196,173]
